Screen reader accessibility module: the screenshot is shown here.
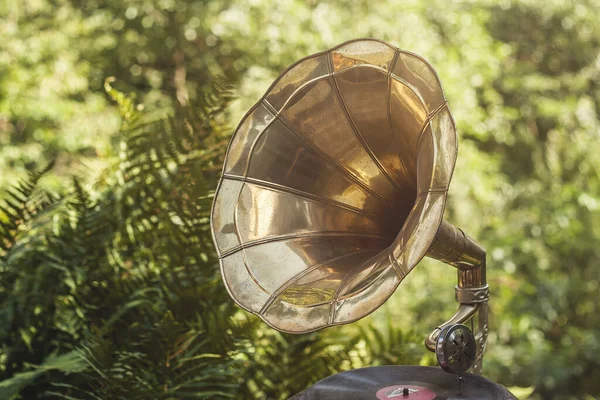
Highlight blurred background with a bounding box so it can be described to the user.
[1,0,599,399]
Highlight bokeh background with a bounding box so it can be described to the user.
[1,0,600,399]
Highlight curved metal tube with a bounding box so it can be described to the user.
[425,303,478,351]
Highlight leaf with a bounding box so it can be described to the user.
[0,351,87,399]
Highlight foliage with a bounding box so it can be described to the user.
[0,81,240,398]
[1,0,600,399]
[0,0,239,188]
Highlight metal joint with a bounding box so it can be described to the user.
[455,285,489,304]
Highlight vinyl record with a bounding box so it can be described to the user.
[289,366,517,400]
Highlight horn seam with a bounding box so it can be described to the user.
[387,49,416,189]
[416,100,448,146]
[222,173,381,220]
[427,100,449,120]
[388,252,409,278]
[219,231,392,259]
[390,74,430,112]
[387,79,429,188]
[335,264,397,303]
[416,102,448,147]
[328,252,394,324]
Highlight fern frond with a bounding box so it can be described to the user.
[0,161,58,256]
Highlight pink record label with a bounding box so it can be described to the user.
[376,385,437,400]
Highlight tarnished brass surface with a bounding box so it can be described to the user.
[211,39,489,370]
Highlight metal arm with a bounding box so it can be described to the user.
[426,221,489,374]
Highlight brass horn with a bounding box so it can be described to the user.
[211,39,489,372]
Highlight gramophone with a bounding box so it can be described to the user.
[211,39,516,399]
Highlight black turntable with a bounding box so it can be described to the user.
[290,366,517,400]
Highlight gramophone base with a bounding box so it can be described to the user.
[289,366,516,400]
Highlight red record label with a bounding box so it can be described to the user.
[375,385,437,400]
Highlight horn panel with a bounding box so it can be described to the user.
[265,53,330,111]
[389,79,428,183]
[392,51,446,112]
[234,182,388,243]
[224,103,274,176]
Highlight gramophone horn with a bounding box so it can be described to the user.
[211,39,489,372]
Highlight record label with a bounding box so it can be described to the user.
[376,385,436,400]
